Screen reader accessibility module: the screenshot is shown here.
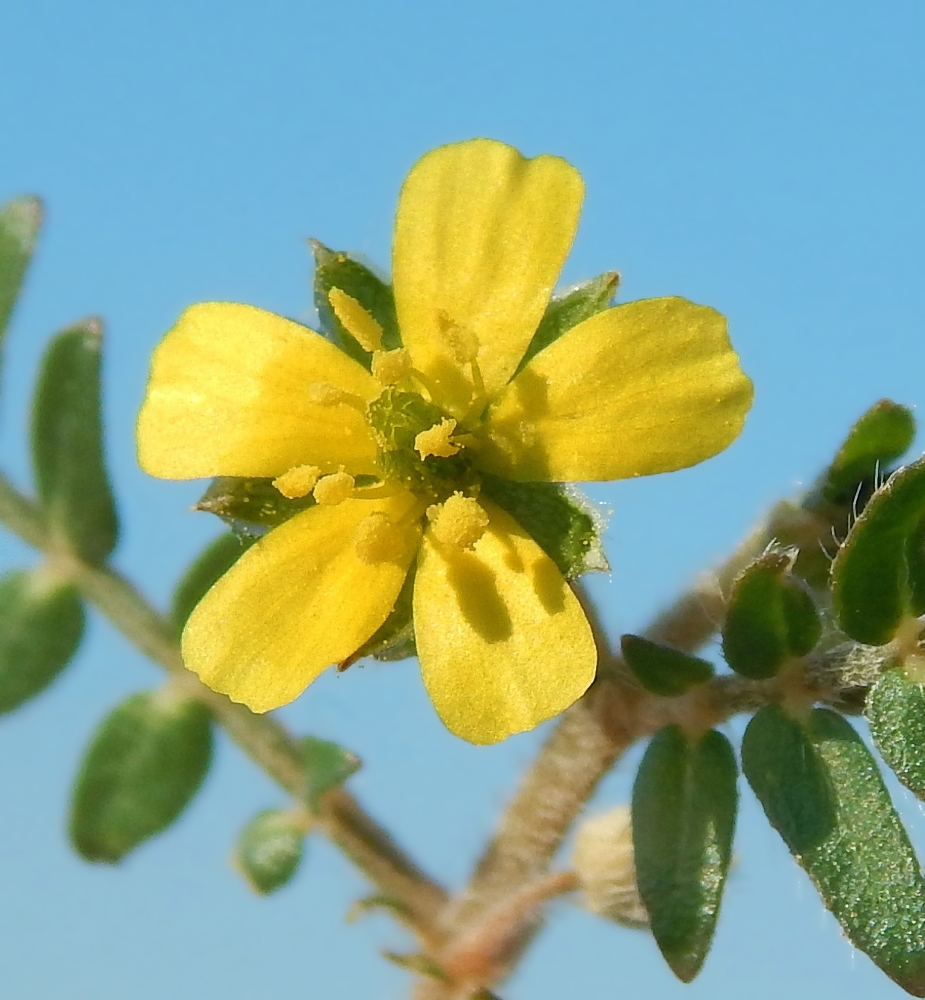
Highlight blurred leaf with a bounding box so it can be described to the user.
[311,240,400,367]
[831,456,925,645]
[233,809,304,894]
[632,725,737,983]
[481,475,606,579]
[70,690,213,862]
[517,272,619,372]
[382,952,448,981]
[171,532,256,633]
[744,705,925,995]
[816,399,916,504]
[31,319,118,562]
[0,568,83,715]
[301,735,361,811]
[722,548,820,679]
[868,669,925,801]
[620,634,714,697]
[0,195,42,343]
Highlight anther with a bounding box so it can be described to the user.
[313,471,355,506]
[427,493,489,550]
[306,381,368,412]
[329,287,384,353]
[437,310,479,364]
[354,512,407,564]
[371,348,412,385]
[414,418,461,459]
[273,464,321,499]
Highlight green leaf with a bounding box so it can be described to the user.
[0,195,42,347]
[311,240,401,367]
[868,669,925,801]
[620,634,714,697]
[817,400,916,504]
[31,319,118,563]
[744,705,925,995]
[831,456,925,645]
[0,568,84,715]
[517,272,619,373]
[196,476,317,531]
[480,475,607,579]
[301,735,361,811]
[233,810,305,894]
[70,690,213,862]
[632,725,737,983]
[722,549,819,679]
[171,532,256,633]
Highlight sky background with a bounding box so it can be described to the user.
[1,0,924,997]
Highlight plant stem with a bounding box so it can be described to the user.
[0,471,447,941]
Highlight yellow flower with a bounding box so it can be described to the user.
[136,139,753,744]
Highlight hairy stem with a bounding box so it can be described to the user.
[0,472,447,940]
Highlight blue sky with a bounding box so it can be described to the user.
[1,0,923,997]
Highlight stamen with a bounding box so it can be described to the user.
[437,310,479,364]
[273,464,321,499]
[306,381,367,412]
[427,493,489,550]
[354,511,407,564]
[371,348,412,385]
[329,287,384,353]
[313,471,355,506]
[414,417,461,459]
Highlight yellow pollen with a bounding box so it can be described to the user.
[328,287,384,353]
[414,418,461,459]
[313,471,355,506]
[437,310,479,364]
[354,512,407,564]
[272,464,321,499]
[306,381,350,406]
[371,348,412,385]
[427,493,489,550]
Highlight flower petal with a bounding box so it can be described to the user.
[182,492,422,713]
[480,297,754,481]
[393,139,583,417]
[137,303,381,479]
[414,500,596,744]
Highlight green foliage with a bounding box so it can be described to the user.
[70,690,213,862]
[831,456,925,645]
[744,706,925,995]
[171,532,256,632]
[632,725,737,983]
[301,735,361,811]
[480,475,606,579]
[0,568,84,714]
[233,810,305,894]
[867,669,925,801]
[0,195,42,346]
[619,634,714,696]
[31,319,119,563]
[722,549,820,679]
[517,272,619,372]
[311,240,401,367]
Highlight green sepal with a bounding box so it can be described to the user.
[196,476,317,531]
[814,400,916,505]
[310,240,401,367]
[233,809,305,894]
[301,735,361,812]
[31,319,119,563]
[867,669,925,801]
[349,567,416,664]
[722,549,820,679]
[517,272,619,373]
[70,690,213,863]
[0,195,42,344]
[831,456,925,645]
[743,705,925,995]
[620,634,714,697]
[632,725,737,983]
[171,532,257,633]
[480,475,607,579]
[0,568,84,715]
